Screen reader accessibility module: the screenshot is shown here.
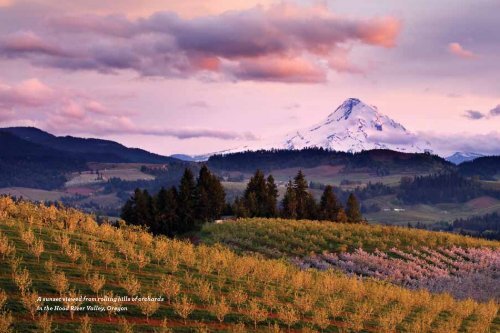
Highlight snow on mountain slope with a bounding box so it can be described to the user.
[446,152,484,165]
[282,98,432,153]
[183,98,433,160]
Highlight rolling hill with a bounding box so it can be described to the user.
[0,127,182,190]
[0,127,175,164]
[0,197,498,332]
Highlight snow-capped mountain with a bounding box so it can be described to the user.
[445,152,484,165]
[282,98,432,153]
[176,98,433,160]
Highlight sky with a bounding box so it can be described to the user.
[0,0,499,156]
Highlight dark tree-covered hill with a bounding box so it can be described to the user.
[458,156,500,180]
[207,148,452,173]
[1,127,175,163]
[0,127,184,189]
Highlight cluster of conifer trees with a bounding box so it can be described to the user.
[233,170,363,223]
[121,167,363,237]
[121,165,225,236]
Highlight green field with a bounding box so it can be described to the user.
[0,188,70,202]
[364,196,500,225]
[201,218,500,258]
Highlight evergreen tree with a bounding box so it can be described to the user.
[293,170,309,219]
[121,189,154,230]
[281,181,297,219]
[195,165,212,223]
[244,170,268,217]
[345,193,362,223]
[120,190,138,226]
[193,165,226,225]
[265,175,278,217]
[305,194,318,220]
[155,186,178,236]
[177,168,196,233]
[121,165,225,236]
[319,185,342,221]
[207,170,226,220]
[232,196,248,218]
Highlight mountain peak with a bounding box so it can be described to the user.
[207,98,433,156]
[331,97,363,120]
[283,98,432,153]
[446,152,484,165]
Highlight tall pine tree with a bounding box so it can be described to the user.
[195,165,213,223]
[121,189,154,230]
[177,168,196,233]
[243,170,268,217]
[281,180,298,219]
[265,175,278,217]
[293,170,309,219]
[200,165,226,221]
[346,193,362,223]
[155,186,178,236]
[319,185,342,221]
[232,196,249,218]
[121,166,226,236]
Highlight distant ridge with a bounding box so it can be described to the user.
[0,127,176,164]
[446,152,484,165]
[0,127,183,189]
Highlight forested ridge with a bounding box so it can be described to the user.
[208,148,451,173]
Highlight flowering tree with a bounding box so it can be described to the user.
[173,295,195,324]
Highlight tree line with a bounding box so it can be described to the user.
[397,172,490,204]
[121,166,364,237]
[233,170,363,223]
[121,165,225,236]
[207,148,447,174]
[453,212,500,240]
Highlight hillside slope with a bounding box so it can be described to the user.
[0,132,85,189]
[0,127,183,189]
[0,197,498,332]
[1,127,175,164]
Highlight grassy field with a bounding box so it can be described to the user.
[262,166,428,188]
[65,169,154,188]
[201,218,500,258]
[364,196,500,225]
[0,188,69,202]
[0,198,498,332]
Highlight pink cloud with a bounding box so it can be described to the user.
[0,0,12,8]
[0,78,256,140]
[84,100,111,114]
[356,17,401,48]
[60,100,86,119]
[0,3,401,83]
[232,56,326,83]
[448,42,478,59]
[0,78,54,108]
[0,31,66,57]
[43,114,256,140]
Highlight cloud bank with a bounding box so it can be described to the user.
[0,3,401,83]
[0,78,253,140]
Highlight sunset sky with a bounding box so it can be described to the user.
[0,0,499,156]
